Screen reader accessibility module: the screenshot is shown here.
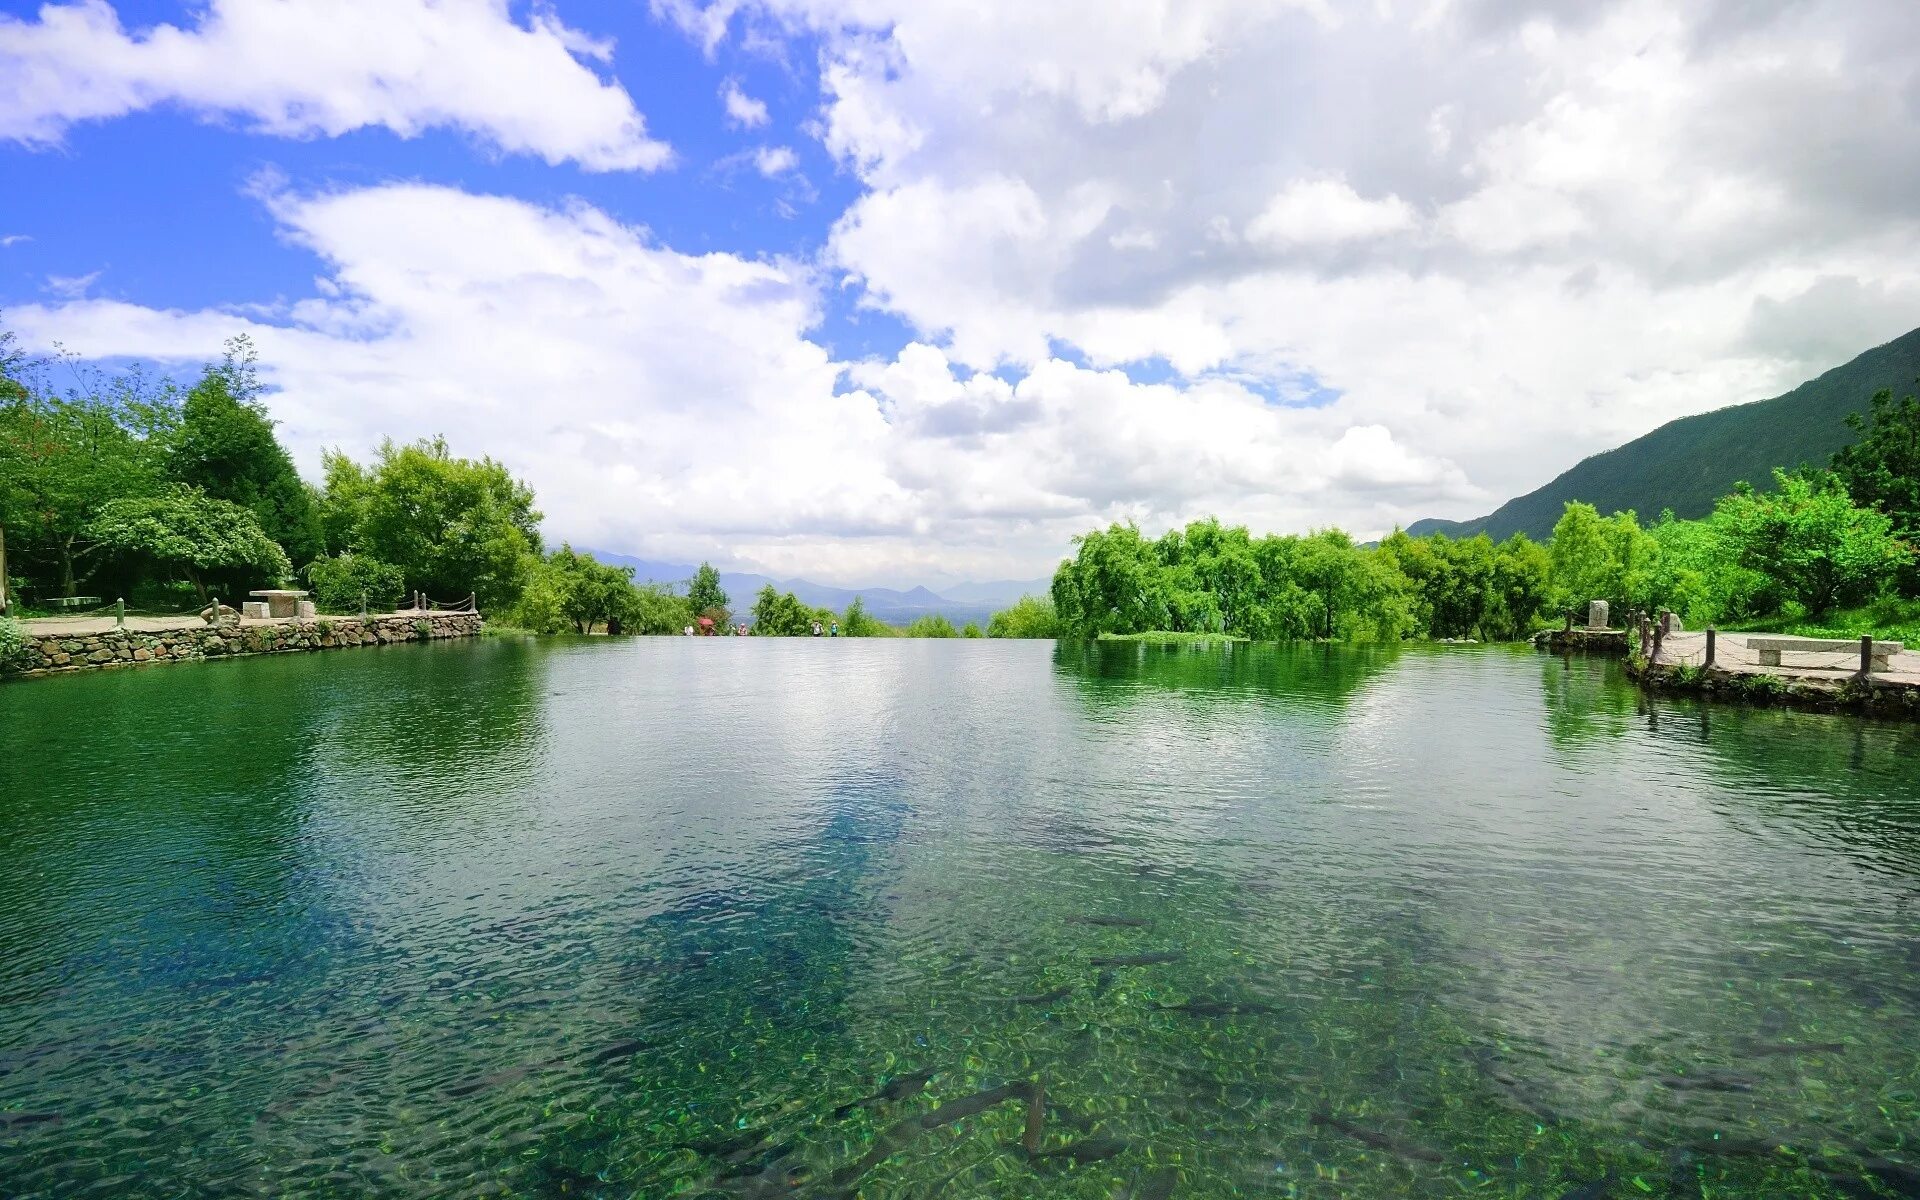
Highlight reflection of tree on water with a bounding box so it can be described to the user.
[1535,651,1639,749]
[1051,639,1395,709]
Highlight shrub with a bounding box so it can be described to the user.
[904,614,959,638]
[0,615,26,668]
[306,553,407,614]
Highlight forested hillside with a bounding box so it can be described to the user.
[1411,327,1920,540]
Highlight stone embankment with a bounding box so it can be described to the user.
[2,612,482,680]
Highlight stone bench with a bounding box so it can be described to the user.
[1747,637,1903,671]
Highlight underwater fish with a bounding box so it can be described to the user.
[1035,1136,1129,1166]
[1738,1040,1846,1058]
[1089,952,1184,967]
[1022,1078,1047,1156]
[1159,999,1277,1017]
[0,1112,62,1132]
[1311,1112,1444,1164]
[585,1037,654,1067]
[1093,969,1117,997]
[1016,987,1074,1006]
[1073,915,1154,928]
[832,1069,935,1118]
[1656,1069,1756,1093]
[919,1083,1023,1129]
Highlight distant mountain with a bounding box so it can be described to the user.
[581,550,1007,626]
[935,578,1053,606]
[1408,327,1920,542]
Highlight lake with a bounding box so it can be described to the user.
[3,637,1920,1198]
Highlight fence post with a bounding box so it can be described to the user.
[115,597,125,629]
[1705,627,1716,669]
[360,591,368,618]
[1862,635,1873,678]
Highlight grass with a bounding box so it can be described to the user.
[1096,631,1251,645]
[1738,597,1920,645]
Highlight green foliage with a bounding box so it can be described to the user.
[1545,503,1654,621]
[840,596,891,637]
[88,485,291,601]
[1833,386,1920,535]
[751,584,833,635]
[336,437,542,611]
[0,614,25,668]
[686,563,729,621]
[0,351,178,595]
[904,614,959,638]
[511,547,691,635]
[305,552,406,615]
[169,337,323,564]
[986,594,1061,638]
[1710,470,1908,616]
[1412,327,1920,540]
[961,621,983,637]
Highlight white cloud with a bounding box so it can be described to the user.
[0,234,31,248]
[1246,177,1417,247]
[9,183,1488,581]
[665,0,1920,529]
[753,144,797,176]
[722,78,769,128]
[45,270,100,298]
[0,0,669,170]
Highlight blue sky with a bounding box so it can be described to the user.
[4,0,1918,585]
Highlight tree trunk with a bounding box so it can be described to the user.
[184,566,208,604]
[58,537,76,597]
[0,520,8,614]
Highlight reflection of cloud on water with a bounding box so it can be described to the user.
[1317,648,1920,1126]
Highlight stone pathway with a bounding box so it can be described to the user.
[1654,630,1920,686]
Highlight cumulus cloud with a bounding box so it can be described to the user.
[664,0,1920,529]
[1245,178,1417,248]
[10,183,1476,581]
[0,0,669,170]
[721,78,769,128]
[753,145,798,176]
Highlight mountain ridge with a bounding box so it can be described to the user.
[1408,327,1920,542]
[579,550,1050,626]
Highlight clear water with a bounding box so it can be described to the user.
[4,638,1920,1198]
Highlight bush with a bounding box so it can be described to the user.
[961,621,983,637]
[306,552,407,614]
[904,614,958,638]
[986,594,1061,638]
[0,615,26,668]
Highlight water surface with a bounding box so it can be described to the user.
[4,638,1920,1197]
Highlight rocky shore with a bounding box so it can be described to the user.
[2,612,483,680]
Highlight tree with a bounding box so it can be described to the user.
[88,485,290,602]
[1832,385,1920,535]
[305,552,406,614]
[686,562,729,621]
[986,594,1060,638]
[751,584,829,635]
[1293,530,1407,640]
[169,337,323,564]
[1052,523,1170,635]
[627,583,694,635]
[1546,502,1654,621]
[841,596,890,636]
[0,356,176,596]
[1710,471,1909,616]
[961,621,983,637]
[905,614,959,637]
[349,437,542,610]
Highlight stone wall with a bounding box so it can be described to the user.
[1,612,483,680]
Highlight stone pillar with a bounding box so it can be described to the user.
[1587,600,1609,631]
